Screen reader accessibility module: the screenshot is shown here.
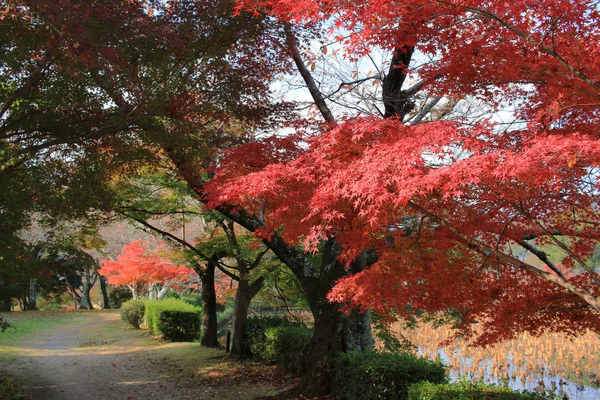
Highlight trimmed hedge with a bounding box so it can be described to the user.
[120,300,145,329]
[156,310,202,341]
[334,351,447,400]
[245,316,312,372]
[145,299,201,341]
[408,381,549,400]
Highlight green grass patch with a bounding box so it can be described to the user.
[0,375,25,400]
[0,311,95,360]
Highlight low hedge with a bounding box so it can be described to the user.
[120,299,145,329]
[334,351,447,400]
[245,316,312,372]
[145,299,201,341]
[408,381,549,400]
[156,310,202,341]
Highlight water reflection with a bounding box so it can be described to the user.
[396,323,600,399]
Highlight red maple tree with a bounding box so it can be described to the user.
[98,240,194,299]
[206,0,600,343]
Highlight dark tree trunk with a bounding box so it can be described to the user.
[199,258,220,348]
[27,279,37,310]
[99,275,111,309]
[230,275,264,358]
[0,297,11,312]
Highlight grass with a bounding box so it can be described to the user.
[0,376,25,400]
[0,311,106,360]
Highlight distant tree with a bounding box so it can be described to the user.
[98,240,195,299]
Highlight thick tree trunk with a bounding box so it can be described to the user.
[0,297,11,312]
[230,275,264,358]
[99,275,111,309]
[230,279,251,358]
[199,259,220,347]
[79,281,93,309]
[157,286,170,300]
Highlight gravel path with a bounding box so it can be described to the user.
[1,312,283,400]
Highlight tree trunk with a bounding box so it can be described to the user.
[199,259,220,348]
[79,281,92,309]
[27,279,37,310]
[230,275,264,358]
[99,275,111,309]
[157,286,170,300]
[0,297,11,312]
[148,284,157,299]
[230,279,251,358]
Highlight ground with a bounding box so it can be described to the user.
[0,311,294,400]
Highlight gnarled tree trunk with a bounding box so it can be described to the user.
[99,275,111,309]
[199,258,220,347]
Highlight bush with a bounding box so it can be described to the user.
[109,286,133,308]
[408,381,549,400]
[244,316,312,372]
[181,294,202,308]
[0,375,25,400]
[334,351,447,400]
[144,298,201,341]
[156,310,202,341]
[120,300,145,329]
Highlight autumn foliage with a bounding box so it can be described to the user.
[203,0,600,343]
[99,240,194,298]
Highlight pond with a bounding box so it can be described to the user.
[396,322,600,399]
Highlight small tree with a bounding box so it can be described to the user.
[98,240,194,299]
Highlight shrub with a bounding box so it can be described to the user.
[120,300,145,329]
[334,351,447,400]
[244,316,312,372]
[109,286,133,308]
[181,294,202,308]
[0,316,11,332]
[0,375,25,400]
[156,310,202,341]
[144,298,201,341]
[408,381,549,400]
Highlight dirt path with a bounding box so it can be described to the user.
[1,311,288,400]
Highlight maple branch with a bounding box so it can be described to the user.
[121,213,211,261]
[274,279,301,322]
[283,23,336,124]
[507,202,600,287]
[215,262,239,281]
[248,248,270,271]
[517,239,567,280]
[408,96,442,125]
[117,206,202,216]
[0,44,57,120]
[407,201,600,311]
[440,1,600,96]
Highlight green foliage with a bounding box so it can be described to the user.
[372,312,417,353]
[244,316,311,372]
[181,294,203,308]
[333,352,447,400]
[407,381,549,400]
[120,300,146,329]
[36,293,73,311]
[144,299,201,340]
[156,310,202,342]
[0,316,11,333]
[108,286,133,309]
[0,375,25,400]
